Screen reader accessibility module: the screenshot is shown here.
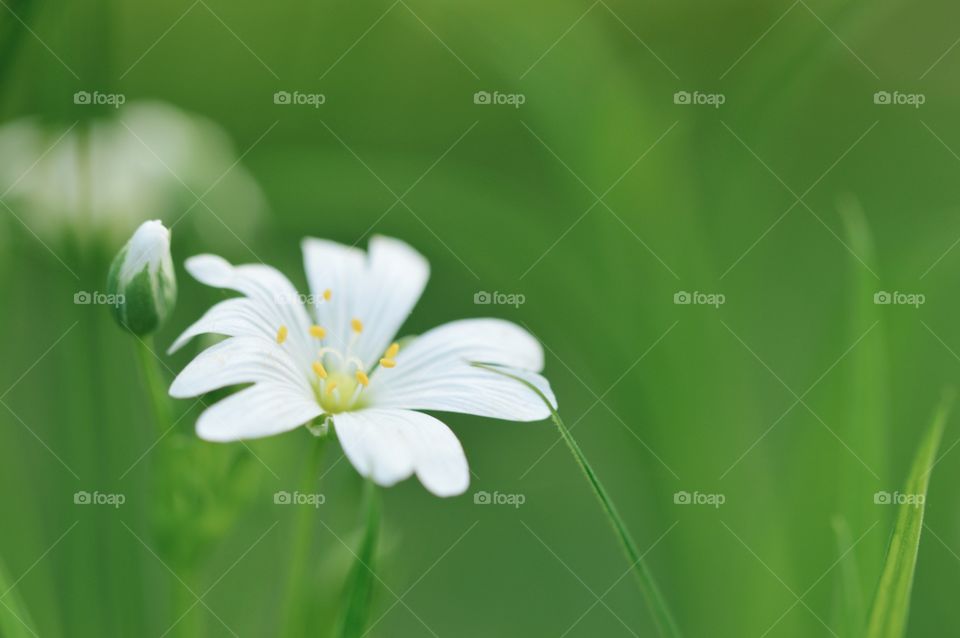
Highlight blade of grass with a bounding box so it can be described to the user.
[865,391,953,638]
[0,553,38,638]
[835,196,888,635]
[474,363,682,638]
[334,480,380,638]
[831,516,865,638]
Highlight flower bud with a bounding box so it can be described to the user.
[107,220,176,336]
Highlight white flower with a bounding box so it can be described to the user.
[168,236,556,496]
[0,101,265,243]
[107,220,177,335]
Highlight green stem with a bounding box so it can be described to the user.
[475,364,682,638]
[335,480,380,638]
[135,336,194,635]
[280,437,328,638]
[172,566,202,638]
[134,335,174,433]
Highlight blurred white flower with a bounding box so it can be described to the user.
[169,236,556,497]
[0,101,265,243]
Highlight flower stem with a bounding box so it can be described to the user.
[172,566,202,638]
[474,364,682,638]
[134,335,173,432]
[335,479,380,638]
[134,336,199,636]
[280,437,328,638]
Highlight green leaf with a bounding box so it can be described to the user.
[335,481,381,638]
[865,392,953,638]
[0,554,37,638]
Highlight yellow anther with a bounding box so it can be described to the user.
[351,318,364,333]
[379,358,396,369]
[325,381,338,396]
[276,325,288,344]
[385,342,400,359]
[323,289,332,301]
[312,361,328,378]
[309,325,327,339]
[355,371,369,387]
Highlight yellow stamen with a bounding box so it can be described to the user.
[323,289,332,301]
[325,381,338,396]
[379,358,396,369]
[312,361,327,378]
[355,371,369,387]
[351,318,363,333]
[385,342,400,358]
[276,325,288,344]
[309,325,327,339]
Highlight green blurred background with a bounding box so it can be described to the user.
[2,0,960,635]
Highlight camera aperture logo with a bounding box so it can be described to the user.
[73,90,126,108]
[473,90,525,109]
[273,91,326,108]
[74,290,124,307]
[74,490,126,508]
[673,91,725,108]
[474,290,525,308]
[874,290,924,308]
[674,290,725,308]
[874,491,924,508]
[673,491,725,508]
[274,490,325,507]
[873,91,925,108]
[473,490,526,508]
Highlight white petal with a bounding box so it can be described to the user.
[301,235,428,366]
[196,383,322,442]
[167,298,275,354]
[177,254,313,371]
[118,220,172,284]
[368,319,555,421]
[301,238,365,353]
[356,236,429,365]
[333,408,469,497]
[170,336,310,398]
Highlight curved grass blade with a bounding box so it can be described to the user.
[474,363,682,638]
[0,554,37,638]
[865,392,953,638]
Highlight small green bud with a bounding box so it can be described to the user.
[107,220,176,336]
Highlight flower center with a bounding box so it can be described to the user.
[317,371,363,413]
[275,316,400,414]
